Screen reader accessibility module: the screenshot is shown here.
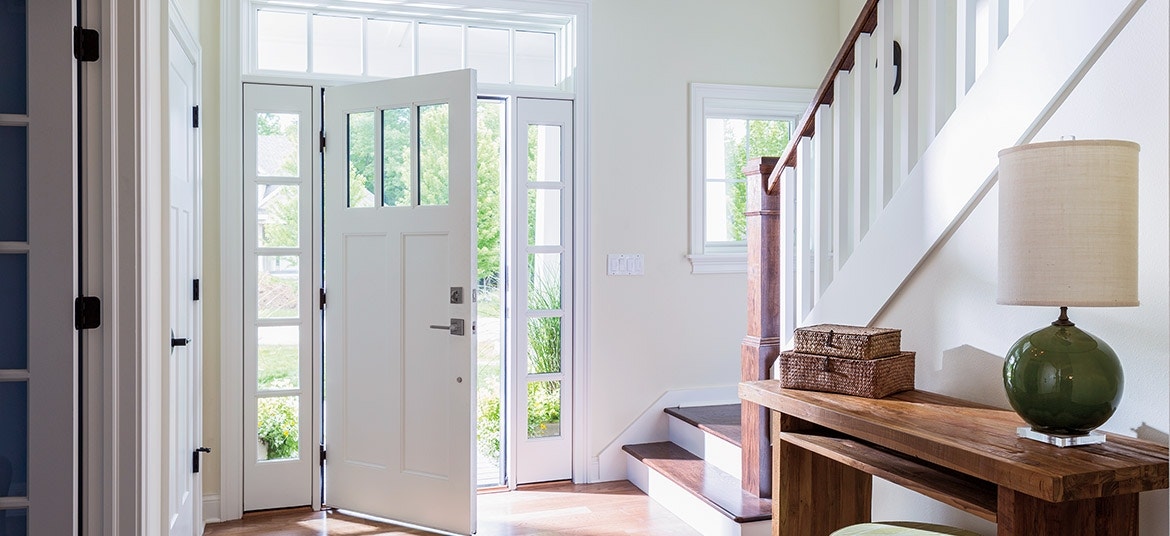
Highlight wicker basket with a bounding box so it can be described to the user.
[778,350,915,398]
[793,324,902,360]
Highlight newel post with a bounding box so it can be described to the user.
[741,157,784,498]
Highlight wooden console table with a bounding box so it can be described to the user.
[739,380,1169,536]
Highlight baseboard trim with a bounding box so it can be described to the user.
[203,493,222,525]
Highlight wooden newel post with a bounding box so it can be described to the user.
[741,157,784,498]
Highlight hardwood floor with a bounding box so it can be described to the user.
[203,481,701,536]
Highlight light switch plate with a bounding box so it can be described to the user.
[607,254,644,276]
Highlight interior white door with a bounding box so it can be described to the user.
[167,29,201,536]
[324,69,477,535]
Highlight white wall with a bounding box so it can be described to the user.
[872,1,1169,533]
[587,0,841,466]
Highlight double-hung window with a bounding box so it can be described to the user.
[688,83,812,273]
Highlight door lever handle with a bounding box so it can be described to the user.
[429,318,465,336]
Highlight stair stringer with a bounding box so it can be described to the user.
[798,0,1145,331]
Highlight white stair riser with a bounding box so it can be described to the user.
[667,416,742,478]
[626,454,770,536]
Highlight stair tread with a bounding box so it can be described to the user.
[623,441,770,523]
[664,404,742,447]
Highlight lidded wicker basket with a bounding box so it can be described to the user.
[793,324,901,360]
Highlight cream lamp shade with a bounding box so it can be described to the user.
[997,139,1140,307]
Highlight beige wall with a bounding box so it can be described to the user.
[199,0,222,497]
[586,0,841,460]
[872,1,1169,533]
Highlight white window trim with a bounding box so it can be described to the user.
[687,83,812,274]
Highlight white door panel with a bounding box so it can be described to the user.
[325,69,477,535]
[167,28,201,536]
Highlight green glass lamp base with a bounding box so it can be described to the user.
[1003,309,1124,437]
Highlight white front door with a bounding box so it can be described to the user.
[167,29,202,536]
[323,69,477,535]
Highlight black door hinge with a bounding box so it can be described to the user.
[193,279,201,301]
[319,445,326,465]
[75,296,101,330]
[319,288,327,310]
[193,105,200,128]
[319,131,326,152]
[73,26,100,62]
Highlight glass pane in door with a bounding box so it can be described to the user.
[257,255,300,319]
[256,396,300,461]
[0,5,26,114]
[527,253,561,310]
[527,189,561,246]
[526,380,560,439]
[418,104,449,205]
[0,380,28,496]
[382,107,411,207]
[257,326,300,390]
[255,113,300,177]
[0,254,27,370]
[256,184,300,248]
[0,127,27,242]
[526,125,561,182]
[0,508,26,536]
[527,316,561,374]
[348,111,377,208]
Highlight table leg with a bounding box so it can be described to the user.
[996,488,1138,536]
[773,413,871,536]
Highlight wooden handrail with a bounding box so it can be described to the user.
[764,0,880,195]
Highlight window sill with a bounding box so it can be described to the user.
[687,253,747,274]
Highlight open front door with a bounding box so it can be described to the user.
[323,69,477,535]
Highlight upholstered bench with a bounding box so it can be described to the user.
[830,522,981,535]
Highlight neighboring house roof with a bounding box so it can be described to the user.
[257,134,298,178]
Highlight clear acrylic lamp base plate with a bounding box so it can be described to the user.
[1017,426,1107,447]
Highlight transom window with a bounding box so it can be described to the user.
[247,1,567,87]
[688,83,813,274]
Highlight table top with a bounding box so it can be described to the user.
[740,380,1169,502]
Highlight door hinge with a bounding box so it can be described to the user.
[73,26,100,62]
[193,447,211,473]
[193,279,200,301]
[319,445,326,465]
[319,131,326,152]
[74,296,101,330]
[319,288,327,310]
[193,105,200,128]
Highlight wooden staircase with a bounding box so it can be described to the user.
[619,0,1145,534]
[623,404,771,536]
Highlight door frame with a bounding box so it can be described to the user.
[216,0,592,520]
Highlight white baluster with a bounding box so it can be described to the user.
[797,137,816,318]
[852,34,872,243]
[781,165,798,339]
[833,68,855,271]
[813,104,834,296]
[900,0,921,179]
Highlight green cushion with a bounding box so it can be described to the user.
[830,522,982,536]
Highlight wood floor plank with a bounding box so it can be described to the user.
[203,481,701,536]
